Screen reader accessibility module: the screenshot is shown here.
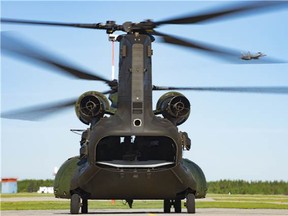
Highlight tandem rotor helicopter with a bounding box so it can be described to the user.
[1,1,288,214]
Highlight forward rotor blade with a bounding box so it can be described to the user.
[1,98,77,121]
[153,31,287,64]
[1,32,112,84]
[155,1,288,26]
[153,86,288,95]
[1,89,112,121]
[1,18,105,29]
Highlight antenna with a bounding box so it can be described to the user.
[108,34,118,80]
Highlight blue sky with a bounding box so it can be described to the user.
[1,1,288,181]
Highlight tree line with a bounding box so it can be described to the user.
[18,179,54,193]
[16,179,288,194]
[207,180,288,195]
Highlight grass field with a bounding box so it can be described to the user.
[1,193,288,211]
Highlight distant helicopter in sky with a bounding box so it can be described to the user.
[241,51,266,60]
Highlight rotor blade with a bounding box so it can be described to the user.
[1,32,113,84]
[1,98,77,121]
[153,86,288,95]
[1,89,113,121]
[153,31,287,64]
[154,30,234,56]
[155,1,288,26]
[1,18,106,29]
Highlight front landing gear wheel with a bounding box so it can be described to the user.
[186,193,196,213]
[70,194,81,214]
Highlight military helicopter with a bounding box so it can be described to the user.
[241,51,266,60]
[1,1,288,214]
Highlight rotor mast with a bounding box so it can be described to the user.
[116,32,154,132]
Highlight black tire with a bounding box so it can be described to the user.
[70,194,80,214]
[164,199,171,213]
[186,193,196,213]
[81,198,88,214]
[174,199,182,213]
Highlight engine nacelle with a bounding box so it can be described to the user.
[156,92,190,126]
[75,91,110,125]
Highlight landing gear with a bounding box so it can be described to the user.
[164,199,171,213]
[70,194,88,214]
[174,199,182,213]
[70,194,81,214]
[186,193,196,213]
[81,198,88,214]
[163,198,182,213]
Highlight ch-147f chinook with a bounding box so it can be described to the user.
[1,1,288,214]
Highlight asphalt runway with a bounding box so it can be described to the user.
[2,209,288,216]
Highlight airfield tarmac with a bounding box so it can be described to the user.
[2,209,288,216]
[2,196,288,215]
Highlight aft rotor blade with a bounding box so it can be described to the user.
[153,31,287,64]
[153,86,288,95]
[155,1,288,26]
[1,18,107,29]
[1,98,77,121]
[1,32,112,83]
